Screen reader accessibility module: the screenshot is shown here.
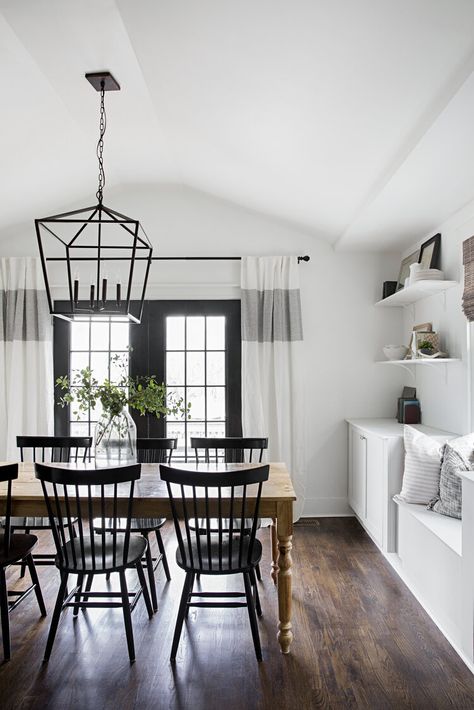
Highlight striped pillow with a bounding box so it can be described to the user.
[398,426,445,504]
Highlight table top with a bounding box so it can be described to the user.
[0,461,296,515]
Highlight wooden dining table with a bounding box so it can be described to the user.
[1,460,296,655]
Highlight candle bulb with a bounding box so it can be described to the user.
[116,282,121,306]
[73,279,79,305]
[102,277,107,304]
[90,284,95,309]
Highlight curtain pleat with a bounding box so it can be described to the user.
[0,257,53,459]
[241,256,306,520]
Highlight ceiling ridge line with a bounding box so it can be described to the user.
[333,45,474,251]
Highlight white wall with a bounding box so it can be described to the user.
[399,199,474,435]
[0,184,404,515]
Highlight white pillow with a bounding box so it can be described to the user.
[398,426,445,504]
[449,432,474,465]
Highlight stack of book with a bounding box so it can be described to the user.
[397,386,421,424]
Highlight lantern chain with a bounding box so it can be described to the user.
[96,81,107,204]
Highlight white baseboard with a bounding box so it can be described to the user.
[302,497,352,517]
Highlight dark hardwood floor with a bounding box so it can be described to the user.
[0,517,473,710]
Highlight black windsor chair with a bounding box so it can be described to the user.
[11,436,92,576]
[0,464,46,661]
[35,462,153,663]
[160,462,269,662]
[93,438,176,611]
[190,437,268,580]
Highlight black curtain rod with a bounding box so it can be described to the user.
[151,255,311,263]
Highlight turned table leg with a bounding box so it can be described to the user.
[276,501,293,654]
[271,517,279,584]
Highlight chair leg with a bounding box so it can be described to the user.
[185,572,195,618]
[0,567,11,661]
[243,572,262,661]
[82,574,93,611]
[44,571,69,662]
[250,568,262,617]
[25,554,47,616]
[20,528,29,578]
[144,535,158,612]
[136,561,154,619]
[119,571,135,663]
[171,571,194,662]
[72,573,84,618]
[155,529,171,581]
[255,563,262,582]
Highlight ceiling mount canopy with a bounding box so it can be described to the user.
[35,71,153,323]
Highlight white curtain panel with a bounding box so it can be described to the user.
[0,257,54,460]
[241,256,306,520]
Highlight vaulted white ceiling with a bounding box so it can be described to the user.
[1,0,474,251]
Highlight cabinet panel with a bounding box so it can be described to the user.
[365,436,384,544]
[350,427,367,519]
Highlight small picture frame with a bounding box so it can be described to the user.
[397,250,419,290]
[418,233,441,270]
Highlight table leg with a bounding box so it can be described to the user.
[276,501,293,654]
[271,517,279,585]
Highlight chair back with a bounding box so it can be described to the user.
[160,464,269,572]
[17,436,92,464]
[136,438,177,464]
[0,464,18,555]
[190,437,268,464]
[35,463,141,570]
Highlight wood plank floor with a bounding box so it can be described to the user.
[1,517,474,709]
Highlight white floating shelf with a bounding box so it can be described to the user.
[376,358,460,365]
[375,280,458,307]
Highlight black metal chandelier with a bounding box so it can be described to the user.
[35,71,153,323]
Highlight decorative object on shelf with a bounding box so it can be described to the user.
[56,354,189,465]
[35,71,153,323]
[382,281,398,299]
[462,235,474,321]
[383,345,409,360]
[397,250,420,291]
[410,268,444,283]
[409,330,444,359]
[418,233,441,270]
[397,386,421,424]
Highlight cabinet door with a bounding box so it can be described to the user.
[365,436,384,544]
[349,427,367,519]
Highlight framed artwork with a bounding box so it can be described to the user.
[397,250,419,290]
[418,233,441,270]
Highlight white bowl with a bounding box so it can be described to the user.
[383,345,408,361]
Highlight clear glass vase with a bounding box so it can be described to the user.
[94,409,137,466]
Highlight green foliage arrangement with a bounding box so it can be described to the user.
[56,353,189,421]
[417,340,434,351]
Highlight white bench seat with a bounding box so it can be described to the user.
[393,496,462,556]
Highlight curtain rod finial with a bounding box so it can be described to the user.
[297,255,310,263]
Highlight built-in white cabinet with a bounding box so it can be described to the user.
[347,418,458,552]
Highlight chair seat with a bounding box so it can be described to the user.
[93,517,166,534]
[189,517,260,535]
[55,533,148,573]
[176,536,262,574]
[0,533,38,566]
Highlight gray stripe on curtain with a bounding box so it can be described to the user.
[0,289,51,341]
[242,288,303,342]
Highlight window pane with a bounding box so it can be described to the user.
[206,421,226,438]
[187,387,205,420]
[70,422,90,437]
[167,317,185,350]
[187,421,206,451]
[166,422,185,458]
[69,388,89,421]
[90,352,109,383]
[110,322,129,351]
[207,317,225,350]
[187,352,205,385]
[186,317,205,350]
[110,353,128,383]
[207,387,225,421]
[71,320,90,351]
[70,351,89,379]
[167,387,185,421]
[206,352,225,385]
[166,352,185,386]
[90,321,109,350]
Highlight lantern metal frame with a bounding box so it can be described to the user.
[35,71,153,323]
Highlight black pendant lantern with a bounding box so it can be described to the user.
[35,72,153,323]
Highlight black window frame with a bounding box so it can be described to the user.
[53,299,242,445]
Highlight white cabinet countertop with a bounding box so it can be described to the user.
[346,418,458,440]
